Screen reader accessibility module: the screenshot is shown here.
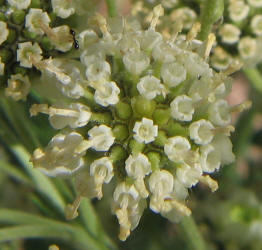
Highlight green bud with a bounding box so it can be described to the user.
[13,65,28,75]
[154,130,167,147]
[147,151,161,171]
[90,112,112,125]
[30,0,42,8]
[6,29,17,44]
[166,121,188,137]
[23,30,38,40]
[115,101,132,120]
[128,139,145,154]
[40,37,54,51]
[132,96,156,118]
[0,49,13,63]
[153,108,170,126]
[113,124,129,141]
[110,145,127,163]
[11,10,25,25]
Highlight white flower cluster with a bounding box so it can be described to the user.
[27,5,249,241]
[212,0,262,69]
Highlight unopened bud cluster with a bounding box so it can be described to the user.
[2,2,250,241]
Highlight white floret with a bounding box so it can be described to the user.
[170,95,194,122]
[17,42,42,68]
[133,118,158,144]
[176,163,202,188]
[247,0,262,7]
[189,119,214,145]
[8,0,31,9]
[125,153,151,178]
[123,50,150,75]
[88,124,115,151]
[50,25,73,52]
[86,60,111,82]
[238,36,257,59]
[0,21,9,46]
[251,15,262,36]
[229,0,250,22]
[139,29,162,51]
[5,74,31,101]
[51,0,75,18]
[161,62,187,88]
[25,8,51,35]
[219,24,241,44]
[200,144,221,173]
[164,136,191,163]
[208,99,231,126]
[152,41,176,63]
[137,75,167,100]
[94,81,120,107]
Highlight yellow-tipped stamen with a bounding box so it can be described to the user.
[165,198,192,216]
[212,125,235,136]
[170,19,183,42]
[204,33,216,60]
[186,22,201,42]
[199,175,218,192]
[65,195,83,220]
[230,100,252,113]
[150,4,164,30]
[223,60,243,76]
[94,13,110,37]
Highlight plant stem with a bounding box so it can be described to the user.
[198,0,224,41]
[106,0,118,17]
[180,216,206,250]
[243,68,262,95]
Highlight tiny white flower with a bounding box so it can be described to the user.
[164,136,191,163]
[51,25,73,52]
[0,21,9,46]
[152,41,176,63]
[17,42,42,68]
[170,7,196,29]
[77,29,99,49]
[208,99,231,126]
[118,33,140,54]
[189,119,214,145]
[113,182,140,209]
[212,135,235,165]
[133,118,158,144]
[25,8,51,35]
[148,170,174,197]
[219,24,241,44]
[88,124,115,151]
[176,163,202,188]
[238,36,257,59]
[162,0,178,8]
[200,144,221,173]
[0,57,4,75]
[139,29,162,51]
[211,47,233,71]
[32,132,86,177]
[8,0,31,9]
[229,0,250,22]
[94,81,120,107]
[30,103,92,129]
[5,74,31,101]
[251,15,262,36]
[125,153,151,178]
[137,75,167,100]
[86,60,111,82]
[123,50,150,75]
[170,95,194,122]
[247,0,262,7]
[161,62,186,88]
[90,157,114,199]
[51,0,75,18]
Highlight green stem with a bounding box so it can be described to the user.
[198,0,224,41]
[243,68,262,95]
[180,216,206,250]
[106,0,118,17]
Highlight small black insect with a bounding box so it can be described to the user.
[197,74,202,80]
[70,29,79,49]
